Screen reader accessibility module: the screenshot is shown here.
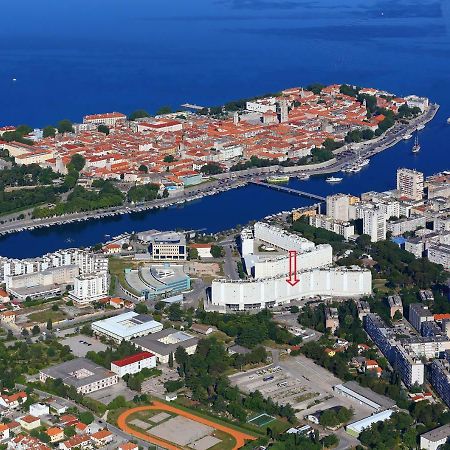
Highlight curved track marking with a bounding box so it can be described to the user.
[117,401,256,450]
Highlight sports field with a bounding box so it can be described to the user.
[117,400,256,450]
[247,413,276,427]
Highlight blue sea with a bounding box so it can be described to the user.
[0,0,450,257]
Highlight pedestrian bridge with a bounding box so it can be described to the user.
[250,180,326,201]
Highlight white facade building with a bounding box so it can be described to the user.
[397,168,424,201]
[110,352,156,377]
[69,272,109,306]
[309,214,355,239]
[210,267,372,312]
[362,207,387,242]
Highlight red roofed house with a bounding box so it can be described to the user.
[110,352,156,377]
[17,414,41,431]
[59,434,91,450]
[90,429,113,446]
[0,289,10,302]
[0,423,9,441]
[118,443,139,450]
[9,434,51,450]
[102,243,121,255]
[0,310,16,324]
[0,391,27,409]
[46,427,64,443]
[189,243,212,258]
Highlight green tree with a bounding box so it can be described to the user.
[78,411,94,425]
[156,106,172,115]
[188,247,199,260]
[57,119,74,134]
[163,155,175,163]
[138,164,148,173]
[211,245,224,258]
[168,352,174,368]
[134,303,148,314]
[31,325,40,336]
[129,109,150,120]
[42,126,56,138]
[47,318,53,331]
[64,426,76,437]
[68,153,86,172]
[97,124,110,135]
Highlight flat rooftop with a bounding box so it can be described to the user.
[133,328,198,356]
[92,312,163,338]
[41,358,116,388]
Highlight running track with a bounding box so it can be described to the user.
[117,401,256,450]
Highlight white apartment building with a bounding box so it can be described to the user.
[326,194,358,221]
[362,207,386,242]
[387,215,426,236]
[427,244,450,270]
[309,214,355,239]
[69,272,109,306]
[110,352,156,377]
[254,222,315,252]
[397,168,424,201]
[240,227,255,256]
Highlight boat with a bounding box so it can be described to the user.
[447,118,450,125]
[359,158,370,167]
[403,133,413,140]
[326,176,343,183]
[297,173,310,181]
[266,175,290,184]
[417,124,425,130]
[412,135,421,153]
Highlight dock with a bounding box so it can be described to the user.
[250,181,326,201]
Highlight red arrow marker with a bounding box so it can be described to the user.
[286,250,300,286]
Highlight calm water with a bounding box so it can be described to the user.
[1,0,450,257]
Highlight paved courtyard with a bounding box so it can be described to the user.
[61,335,107,357]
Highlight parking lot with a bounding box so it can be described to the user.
[61,335,107,357]
[230,356,373,423]
[87,380,135,404]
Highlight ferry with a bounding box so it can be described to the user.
[326,176,343,183]
[266,175,290,184]
[412,135,421,153]
[402,133,413,140]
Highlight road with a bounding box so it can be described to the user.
[223,244,239,280]
[0,104,438,237]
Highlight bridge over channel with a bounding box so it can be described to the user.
[250,180,326,201]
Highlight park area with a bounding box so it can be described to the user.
[117,401,256,450]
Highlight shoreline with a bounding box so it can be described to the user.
[0,104,439,238]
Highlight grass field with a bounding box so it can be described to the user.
[28,309,66,324]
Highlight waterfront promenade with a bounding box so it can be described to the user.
[0,104,438,238]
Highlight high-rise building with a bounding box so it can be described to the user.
[362,207,386,242]
[397,168,424,201]
[326,194,352,222]
[69,272,109,307]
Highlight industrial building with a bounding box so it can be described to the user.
[346,410,394,437]
[91,312,163,343]
[39,358,119,394]
[133,328,199,364]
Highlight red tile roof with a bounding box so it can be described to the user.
[112,351,154,367]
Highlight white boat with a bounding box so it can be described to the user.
[403,133,413,140]
[447,118,450,125]
[326,176,343,183]
[359,158,370,167]
[297,173,310,181]
[412,135,421,153]
[417,124,425,130]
